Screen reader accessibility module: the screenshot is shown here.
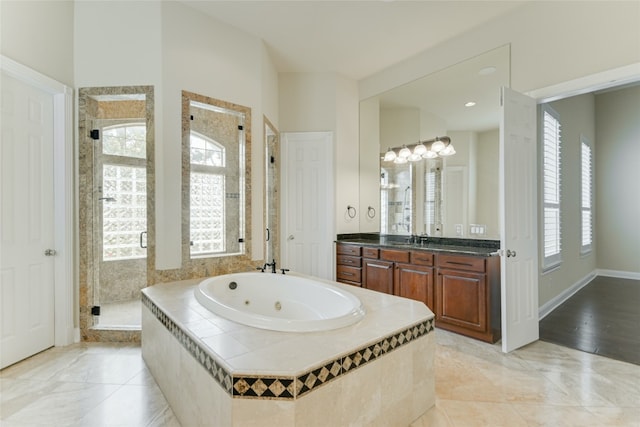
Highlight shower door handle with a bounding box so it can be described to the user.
[140,231,147,249]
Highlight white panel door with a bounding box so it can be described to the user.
[1,72,55,368]
[281,132,333,280]
[500,87,539,353]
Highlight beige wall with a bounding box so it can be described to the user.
[595,85,640,274]
[360,1,640,99]
[73,1,279,269]
[278,72,360,234]
[0,0,74,86]
[539,93,597,306]
[476,129,500,239]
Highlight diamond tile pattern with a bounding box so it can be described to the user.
[144,294,434,400]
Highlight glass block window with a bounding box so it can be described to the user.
[190,172,225,255]
[103,124,146,159]
[102,164,147,260]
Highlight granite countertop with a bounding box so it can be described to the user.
[336,234,500,257]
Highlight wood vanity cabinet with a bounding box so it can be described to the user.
[362,248,408,295]
[362,259,394,294]
[435,253,501,343]
[394,262,434,311]
[336,241,500,343]
[336,243,362,286]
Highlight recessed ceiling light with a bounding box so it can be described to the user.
[465,101,476,107]
[479,66,497,76]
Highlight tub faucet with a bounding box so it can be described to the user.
[263,259,277,274]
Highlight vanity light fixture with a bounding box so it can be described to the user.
[439,144,457,156]
[393,156,408,164]
[413,142,427,156]
[398,145,412,159]
[382,136,455,162]
[383,147,397,162]
[430,138,446,153]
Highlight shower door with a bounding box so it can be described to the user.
[90,107,148,329]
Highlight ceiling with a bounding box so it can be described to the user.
[181,1,526,81]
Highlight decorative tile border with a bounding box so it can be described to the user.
[142,292,434,401]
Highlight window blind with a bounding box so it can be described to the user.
[541,105,562,269]
[580,137,593,253]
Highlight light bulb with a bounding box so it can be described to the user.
[413,143,427,156]
[439,144,456,156]
[398,145,411,158]
[431,139,445,153]
[394,156,408,164]
[422,150,438,159]
[383,148,397,162]
[408,152,422,162]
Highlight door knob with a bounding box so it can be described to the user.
[44,249,57,256]
[287,235,295,241]
[506,249,516,258]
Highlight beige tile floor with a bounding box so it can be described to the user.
[1,330,638,426]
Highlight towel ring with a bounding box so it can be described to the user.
[346,205,357,219]
[367,206,376,219]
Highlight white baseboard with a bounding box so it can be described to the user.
[596,269,640,280]
[539,271,597,320]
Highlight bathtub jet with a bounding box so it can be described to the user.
[194,272,365,332]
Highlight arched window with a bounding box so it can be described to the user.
[190,132,226,255]
[103,123,146,159]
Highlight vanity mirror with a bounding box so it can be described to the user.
[360,45,510,239]
[182,91,249,259]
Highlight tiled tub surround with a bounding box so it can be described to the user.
[141,276,435,426]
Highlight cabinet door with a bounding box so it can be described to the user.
[395,263,434,311]
[436,269,487,333]
[363,259,393,294]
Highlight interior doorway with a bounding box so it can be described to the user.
[281,132,334,279]
[78,86,154,341]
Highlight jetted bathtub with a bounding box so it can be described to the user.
[194,272,366,332]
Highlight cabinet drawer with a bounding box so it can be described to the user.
[337,255,362,267]
[337,265,362,283]
[362,247,379,259]
[380,249,410,263]
[437,253,486,272]
[410,251,434,266]
[337,244,361,256]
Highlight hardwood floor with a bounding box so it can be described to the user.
[540,275,640,365]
